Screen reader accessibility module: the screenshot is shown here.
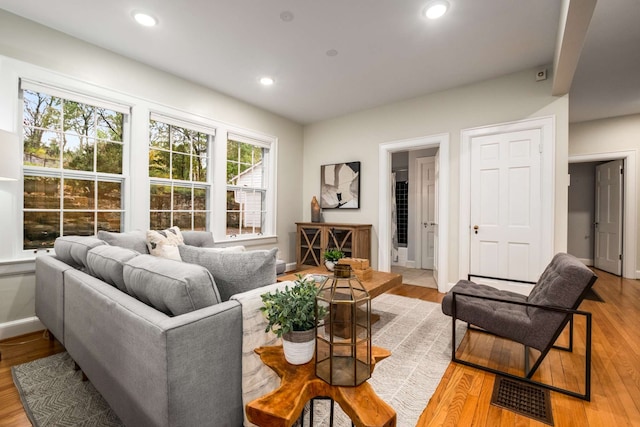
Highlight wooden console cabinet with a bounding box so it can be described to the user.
[296,222,372,268]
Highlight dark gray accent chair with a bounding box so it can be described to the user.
[442,252,597,400]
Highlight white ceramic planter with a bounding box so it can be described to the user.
[325,261,336,271]
[282,330,315,365]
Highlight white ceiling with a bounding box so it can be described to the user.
[0,0,638,124]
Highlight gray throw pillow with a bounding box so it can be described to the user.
[123,254,221,316]
[86,245,139,292]
[97,230,149,254]
[54,236,107,270]
[182,231,215,248]
[178,246,277,301]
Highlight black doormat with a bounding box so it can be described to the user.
[491,375,554,425]
[584,288,604,302]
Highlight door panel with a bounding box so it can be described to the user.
[594,159,623,275]
[470,129,541,282]
[419,157,436,269]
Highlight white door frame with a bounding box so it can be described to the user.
[569,150,637,279]
[459,116,555,282]
[378,134,449,292]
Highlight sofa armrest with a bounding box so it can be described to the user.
[35,255,74,343]
[63,269,244,427]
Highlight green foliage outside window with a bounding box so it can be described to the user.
[22,89,125,250]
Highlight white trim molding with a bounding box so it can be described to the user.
[569,150,637,279]
[378,133,449,293]
[0,316,44,341]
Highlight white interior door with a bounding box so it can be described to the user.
[419,157,436,269]
[469,129,542,282]
[594,159,623,275]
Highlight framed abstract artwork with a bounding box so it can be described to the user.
[320,161,360,209]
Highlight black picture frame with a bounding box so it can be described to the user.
[320,161,360,209]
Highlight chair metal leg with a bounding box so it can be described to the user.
[450,297,592,401]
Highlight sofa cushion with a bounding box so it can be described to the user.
[54,236,107,270]
[146,226,184,260]
[179,246,277,301]
[123,254,221,316]
[86,245,140,292]
[97,230,149,254]
[182,230,215,248]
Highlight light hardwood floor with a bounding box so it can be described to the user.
[0,268,638,426]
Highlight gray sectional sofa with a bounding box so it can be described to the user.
[35,230,281,427]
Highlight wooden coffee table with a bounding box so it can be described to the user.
[245,345,396,427]
[278,266,402,299]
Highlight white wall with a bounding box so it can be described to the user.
[0,10,304,338]
[303,66,569,283]
[568,162,597,263]
[569,114,640,276]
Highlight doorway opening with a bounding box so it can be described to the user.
[390,150,438,288]
[569,150,637,279]
[378,133,449,293]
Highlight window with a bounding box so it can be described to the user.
[226,135,269,237]
[22,83,127,250]
[149,115,212,230]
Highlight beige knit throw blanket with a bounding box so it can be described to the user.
[231,281,294,427]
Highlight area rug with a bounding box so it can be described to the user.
[301,293,467,426]
[12,294,464,427]
[12,352,124,427]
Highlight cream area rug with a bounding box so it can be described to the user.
[301,293,466,426]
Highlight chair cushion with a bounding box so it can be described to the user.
[54,236,107,270]
[441,280,532,342]
[178,246,277,301]
[123,254,221,316]
[527,252,596,309]
[86,245,140,292]
[97,230,149,254]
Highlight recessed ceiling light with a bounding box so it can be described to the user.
[326,49,338,57]
[260,77,275,86]
[424,1,449,20]
[280,11,294,22]
[133,12,157,27]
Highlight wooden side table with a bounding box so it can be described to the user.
[246,346,396,427]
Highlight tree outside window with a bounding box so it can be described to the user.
[149,118,211,230]
[22,88,125,250]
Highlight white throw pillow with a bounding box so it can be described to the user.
[146,226,184,261]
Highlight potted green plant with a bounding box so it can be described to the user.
[261,275,328,364]
[323,249,345,272]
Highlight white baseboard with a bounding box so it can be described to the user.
[285,262,297,273]
[0,316,44,341]
[636,270,640,280]
[405,260,416,269]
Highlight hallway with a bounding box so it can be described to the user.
[391,266,437,289]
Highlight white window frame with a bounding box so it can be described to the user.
[20,79,130,253]
[0,55,278,262]
[148,112,214,231]
[213,127,277,243]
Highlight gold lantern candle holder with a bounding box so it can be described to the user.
[315,263,372,386]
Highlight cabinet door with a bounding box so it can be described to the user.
[298,225,322,266]
[325,227,355,259]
